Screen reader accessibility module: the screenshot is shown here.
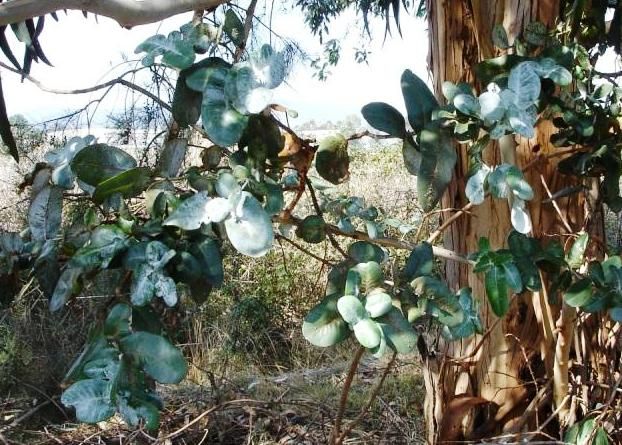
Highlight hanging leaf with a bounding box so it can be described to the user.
[104,304,132,338]
[49,266,83,312]
[120,332,187,384]
[315,134,350,184]
[416,126,457,211]
[302,294,349,347]
[465,165,490,205]
[567,233,589,269]
[348,241,386,264]
[223,9,244,47]
[485,265,509,316]
[510,198,533,234]
[400,69,438,132]
[29,185,62,242]
[157,139,187,178]
[479,90,506,122]
[453,94,480,116]
[361,102,407,138]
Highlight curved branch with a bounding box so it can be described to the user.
[0,0,230,28]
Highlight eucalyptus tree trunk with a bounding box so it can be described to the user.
[423,0,607,442]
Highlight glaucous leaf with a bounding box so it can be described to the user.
[71,144,137,187]
[224,191,274,257]
[164,192,232,230]
[403,242,434,280]
[29,185,62,242]
[135,31,195,69]
[400,69,438,132]
[465,165,490,205]
[337,294,367,324]
[361,102,406,138]
[365,290,393,318]
[510,198,533,234]
[508,62,541,109]
[353,318,382,348]
[302,294,349,347]
[49,267,83,312]
[374,307,418,354]
[120,332,187,384]
[61,379,114,424]
[564,278,593,308]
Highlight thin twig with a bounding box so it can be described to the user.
[275,234,336,266]
[427,202,474,244]
[540,174,573,234]
[336,352,398,444]
[330,346,365,444]
[0,61,171,111]
[233,0,258,62]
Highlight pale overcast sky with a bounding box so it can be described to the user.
[1,6,429,127]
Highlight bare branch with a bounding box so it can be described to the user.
[0,0,230,28]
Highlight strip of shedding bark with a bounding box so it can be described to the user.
[553,303,576,426]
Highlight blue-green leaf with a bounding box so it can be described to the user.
[361,102,406,138]
[120,332,187,384]
[485,265,509,316]
[224,191,274,257]
[61,379,115,424]
[400,69,438,132]
[302,294,349,347]
[135,32,195,69]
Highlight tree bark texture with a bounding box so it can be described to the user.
[423,0,611,442]
[0,0,230,28]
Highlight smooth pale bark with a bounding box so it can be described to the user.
[423,0,601,442]
[0,0,230,27]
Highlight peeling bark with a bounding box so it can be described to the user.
[423,0,595,442]
[0,0,230,28]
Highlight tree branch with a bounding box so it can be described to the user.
[0,0,230,28]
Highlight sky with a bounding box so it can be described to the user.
[1,4,430,128]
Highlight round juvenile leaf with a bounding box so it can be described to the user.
[564,278,593,308]
[465,166,490,205]
[224,191,274,257]
[71,144,137,187]
[374,307,418,354]
[316,134,350,184]
[337,294,367,325]
[61,379,115,424]
[506,168,534,200]
[104,303,131,338]
[353,318,382,349]
[479,91,506,121]
[302,294,349,347]
[453,94,480,116]
[508,62,541,109]
[348,241,386,264]
[120,332,188,384]
[164,192,232,230]
[365,291,393,318]
[296,215,326,244]
[403,242,434,280]
[355,261,384,291]
[361,102,406,138]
